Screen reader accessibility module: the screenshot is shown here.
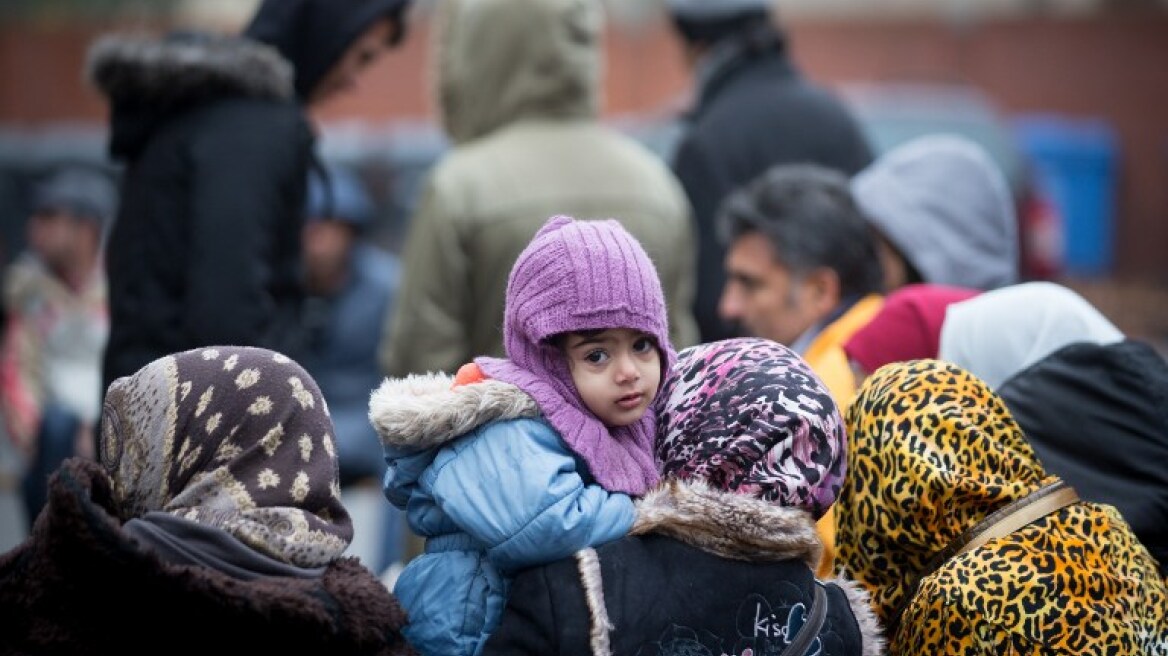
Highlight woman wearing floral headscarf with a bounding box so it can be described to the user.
[835,359,1168,655]
[0,346,412,654]
[484,338,883,656]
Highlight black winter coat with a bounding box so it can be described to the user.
[89,33,314,392]
[484,480,884,656]
[0,459,414,655]
[997,338,1168,576]
[672,25,873,343]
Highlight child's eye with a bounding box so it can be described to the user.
[632,337,655,354]
[584,350,608,364]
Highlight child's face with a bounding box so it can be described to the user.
[563,328,661,428]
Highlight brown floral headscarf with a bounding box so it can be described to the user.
[99,346,352,568]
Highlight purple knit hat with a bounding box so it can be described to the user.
[477,215,676,495]
[656,338,847,518]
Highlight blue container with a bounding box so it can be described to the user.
[1013,116,1119,277]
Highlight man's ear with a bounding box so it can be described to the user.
[803,267,841,319]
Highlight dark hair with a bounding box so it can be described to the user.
[551,328,604,351]
[550,329,661,354]
[671,10,771,47]
[717,163,884,298]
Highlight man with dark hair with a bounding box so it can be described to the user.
[718,163,884,579]
[719,164,883,406]
[666,0,873,343]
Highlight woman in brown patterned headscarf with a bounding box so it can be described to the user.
[834,359,1168,655]
[0,346,413,654]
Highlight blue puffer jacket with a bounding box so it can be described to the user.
[369,371,636,656]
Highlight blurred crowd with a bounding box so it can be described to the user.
[0,0,1165,654]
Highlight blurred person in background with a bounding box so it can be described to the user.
[300,162,407,576]
[0,165,116,531]
[940,280,1124,388]
[0,346,413,654]
[851,133,1018,293]
[381,0,698,381]
[716,163,884,578]
[665,0,873,343]
[88,0,413,399]
[718,164,883,409]
[841,282,981,384]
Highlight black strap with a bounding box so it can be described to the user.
[780,583,827,656]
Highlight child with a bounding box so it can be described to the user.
[0,346,411,653]
[484,338,882,656]
[369,215,676,656]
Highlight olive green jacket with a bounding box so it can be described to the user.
[380,0,697,377]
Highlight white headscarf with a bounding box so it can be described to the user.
[939,281,1124,389]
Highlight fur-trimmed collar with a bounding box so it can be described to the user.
[584,478,886,656]
[369,371,540,451]
[630,479,824,569]
[86,32,294,106]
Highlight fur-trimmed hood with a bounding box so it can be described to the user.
[86,32,294,159]
[631,478,825,568]
[87,32,293,106]
[369,371,540,452]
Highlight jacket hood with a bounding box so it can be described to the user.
[997,339,1168,574]
[434,0,601,144]
[852,133,1018,290]
[631,478,823,569]
[243,0,410,102]
[368,371,540,451]
[837,359,1051,624]
[86,32,294,158]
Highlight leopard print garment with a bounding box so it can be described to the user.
[656,337,846,519]
[99,346,352,568]
[836,359,1168,654]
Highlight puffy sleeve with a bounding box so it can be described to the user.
[423,418,635,573]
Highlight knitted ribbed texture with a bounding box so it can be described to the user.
[477,215,675,495]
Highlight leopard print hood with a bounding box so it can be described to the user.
[368,371,540,452]
[837,359,1168,653]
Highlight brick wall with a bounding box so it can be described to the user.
[1,14,1165,279]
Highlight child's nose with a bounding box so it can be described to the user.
[614,354,640,382]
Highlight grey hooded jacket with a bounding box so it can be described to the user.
[852,134,1019,290]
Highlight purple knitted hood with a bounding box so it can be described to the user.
[477,215,675,495]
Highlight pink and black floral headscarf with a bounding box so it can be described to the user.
[656,338,847,518]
